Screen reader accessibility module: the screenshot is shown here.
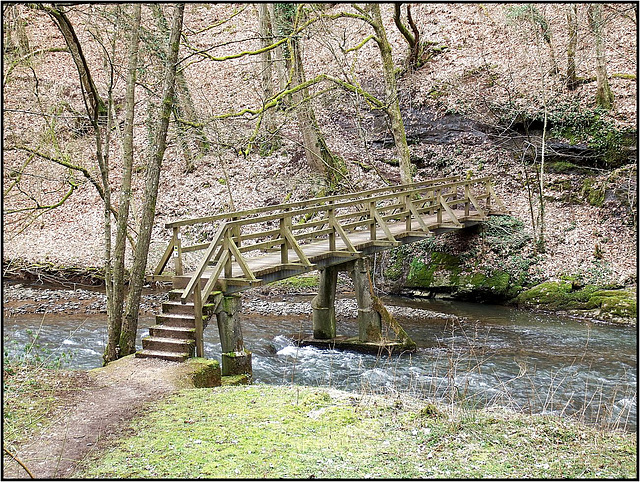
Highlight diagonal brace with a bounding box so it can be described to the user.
[282,227,312,266]
[371,204,397,242]
[439,197,463,227]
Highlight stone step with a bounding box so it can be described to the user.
[142,336,195,355]
[155,313,196,328]
[135,349,190,362]
[149,324,195,340]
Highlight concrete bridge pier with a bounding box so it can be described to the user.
[311,258,383,344]
[349,259,383,343]
[312,265,338,339]
[216,295,252,377]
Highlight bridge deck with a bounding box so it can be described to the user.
[151,176,508,301]
[172,209,485,294]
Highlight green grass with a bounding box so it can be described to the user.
[77,385,637,479]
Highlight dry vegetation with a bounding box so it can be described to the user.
[2,3,637,288]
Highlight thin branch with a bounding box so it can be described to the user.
[5,181,76,214]
[3,47,69,87]
[3,446,34,478]
[344,34,375,53]
[211,73,384,123]
[8,145,105,200]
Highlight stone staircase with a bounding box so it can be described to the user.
[135,289,219,362]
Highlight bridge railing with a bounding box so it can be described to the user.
[151,176,505,306]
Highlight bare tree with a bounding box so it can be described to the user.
[393,3,422,72]
[35,4,107,123]
[364,4,413,184]
[104,4,141,363]
[120,3,185,356]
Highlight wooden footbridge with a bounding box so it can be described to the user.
[137,175,507,374]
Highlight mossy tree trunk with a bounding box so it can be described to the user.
[367,4,413,184]
[393,3,422,72]
[120,3,185,357]
[588,4,614,109]
[257,3,280,151]
[37,4,106,124]
[281,6,346,191]
[151,4,209,172]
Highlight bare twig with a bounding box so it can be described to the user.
[3,447,35,479]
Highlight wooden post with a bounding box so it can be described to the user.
[349,258,382,343]
[464,183,470,216]
[436,188,442,224]
[404,193,412,231]
[194,279,204,357]
[369,201,377,240]
[312,266,338,339]
[232,216,241,248]
[280,212,289,264]
[485,180,492,211]
[216,295,252,376]
[328,203,336,252]
[224,234,232,278]
[173,227,183,276]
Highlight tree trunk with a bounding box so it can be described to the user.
[369,4,413,184]
[393,3,421,71]
[104,4,141,364]
[291,37,346,191]
[588,4,614,109]
[566,4,578,90]
[38,4,106,123]
[151,3,209,170]
[257,3,279,151]
[120,3,185,356]
[268,4,289,93]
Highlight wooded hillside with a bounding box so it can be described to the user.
[3,3,637,289]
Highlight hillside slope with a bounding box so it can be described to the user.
[2,3,637,292]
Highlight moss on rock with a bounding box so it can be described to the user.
[516,282,636,324]
[585,290,637,319]
[185,358,221,388]
[406,252,461,289]
[581,178,606,207]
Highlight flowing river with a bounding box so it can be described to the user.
[3,291,636,431]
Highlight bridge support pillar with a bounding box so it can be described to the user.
[216,295,252,377]
[312,265,339,339]
[349,259,382,343]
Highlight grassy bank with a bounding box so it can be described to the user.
[77,384,636,479]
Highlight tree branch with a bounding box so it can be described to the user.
[6,180,76,214]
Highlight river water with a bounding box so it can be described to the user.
[3,293,636,431]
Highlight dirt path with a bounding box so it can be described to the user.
[2,356,205,479]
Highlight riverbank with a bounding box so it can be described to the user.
[3,273,635,326]
[3,360,636,479]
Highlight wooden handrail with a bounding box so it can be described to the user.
[165,176,464,229]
